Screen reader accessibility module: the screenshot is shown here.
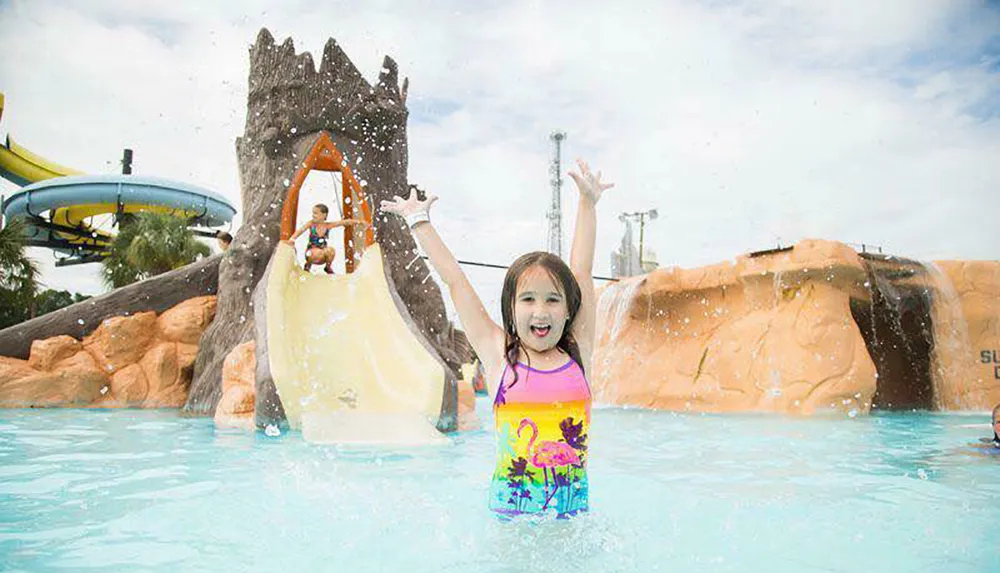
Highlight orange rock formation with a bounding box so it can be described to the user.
[593,240,1000,415]
[214,341,257,429]
[0,297,216,408]
[931,261,1000,409]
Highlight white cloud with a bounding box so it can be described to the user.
[1,0,997,312]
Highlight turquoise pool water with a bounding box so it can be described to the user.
[1,399,998,572]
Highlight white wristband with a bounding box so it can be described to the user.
[404,212,430,229]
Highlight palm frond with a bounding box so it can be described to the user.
[0,218,39,295]
[101,212,209,288]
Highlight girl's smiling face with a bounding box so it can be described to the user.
[514,265,569,355]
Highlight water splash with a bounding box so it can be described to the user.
[922,262,976,409]
[597,278,643,343]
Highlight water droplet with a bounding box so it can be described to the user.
[264,424,281,437]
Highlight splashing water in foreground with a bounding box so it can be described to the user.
[0,400,997,571]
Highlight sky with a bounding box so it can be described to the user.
[1,0,998,319]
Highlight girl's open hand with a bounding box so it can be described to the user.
[567,159,614,204]
[380,188,438,219]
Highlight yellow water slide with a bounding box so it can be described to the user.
[0,94,84,185]
[265,242,451,445]
[0,94,235,260]
[0,137,83,184]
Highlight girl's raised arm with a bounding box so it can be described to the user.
[381,190,506,380]
[288,221,311,241]
[323,219,370,230]
[566,160,614,372]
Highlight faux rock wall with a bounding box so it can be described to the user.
[593,240,1000,415]
[0,297,216,408]
[931,261,1000,409]
[214,341,257,429]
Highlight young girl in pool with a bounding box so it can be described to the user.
[381,160,613,518]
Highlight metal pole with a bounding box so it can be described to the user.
[638,213,645,273]
[548,131,566,258]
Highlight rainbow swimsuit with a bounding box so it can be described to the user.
[489,359,591,518]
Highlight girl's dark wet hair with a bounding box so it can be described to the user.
[314,203,329,215]
[500,251,584,389]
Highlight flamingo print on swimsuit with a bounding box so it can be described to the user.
[488,359,591,519]
[518,418,581,511]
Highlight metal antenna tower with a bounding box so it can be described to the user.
[547,131,566,258]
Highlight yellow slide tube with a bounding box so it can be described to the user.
[0,136,82,184]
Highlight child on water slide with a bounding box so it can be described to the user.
[290,203,369,274]
[381,159,613,519]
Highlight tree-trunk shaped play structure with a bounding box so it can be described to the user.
[186,29,462,431]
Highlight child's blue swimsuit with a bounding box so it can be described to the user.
[308,225,328,249]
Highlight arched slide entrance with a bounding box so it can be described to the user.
[279,132,374,273]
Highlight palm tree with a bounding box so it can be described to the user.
[0,218,39,328]
[101,212,210,288]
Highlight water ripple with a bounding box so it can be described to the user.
[0,406,997,572]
